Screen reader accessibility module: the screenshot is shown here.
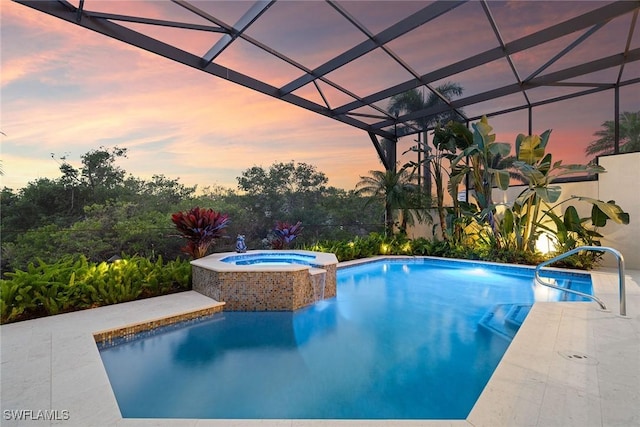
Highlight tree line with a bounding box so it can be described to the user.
[1,148,383,275]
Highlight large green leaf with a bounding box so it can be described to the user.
[490,168,511,190]
[475,192,487,209]
[517,134,546,164]
[472,124,486,150]
[535,185,562,203]
[488,142,512,157]
[563,205,583,232]
[591,204,608,227]
[553,163,606,178]
[539,129,552,150]
[447,172,467,199]
[514,161,546,185]
[578,196,630,225]
[472,116,494,150]
[545,209,568,245]
[515,188,535,207]
[448,121,474,150]
[515,133,525,159]
[537,153,552,175]
[502,208,514,235]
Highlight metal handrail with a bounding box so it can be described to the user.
[534,246,626,316]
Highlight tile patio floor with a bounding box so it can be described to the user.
[1,266,638,427]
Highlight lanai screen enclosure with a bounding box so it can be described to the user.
[14,0,639,170]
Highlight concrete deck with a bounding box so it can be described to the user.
[1,267,638,426]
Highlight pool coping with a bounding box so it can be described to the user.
[1,257,638,426]
[93,303,225,346]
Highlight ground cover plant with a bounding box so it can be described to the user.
[303,234,544,265]
[0,255,191,324]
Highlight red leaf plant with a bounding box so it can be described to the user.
[270,220,303,249]
[171,207,230,259]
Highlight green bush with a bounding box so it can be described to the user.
[0,255,191,324]
[304,232,595,269]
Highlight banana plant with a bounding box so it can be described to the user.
[449,116,512,210]
[539,196,629,254]
[403,119,476,242]
[404,122,462,241]
[437,117,511,247]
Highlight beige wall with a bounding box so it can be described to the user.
[405,152,639,269]
[597,152,640,269]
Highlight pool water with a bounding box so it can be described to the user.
[221,252,318,266]
[98,258,592,419]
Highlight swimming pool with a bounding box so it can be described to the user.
[97,257,592,420]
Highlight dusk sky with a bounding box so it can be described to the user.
[2,1,638,192]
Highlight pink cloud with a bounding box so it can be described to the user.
[2,1,379,189]
[2,0,636,195]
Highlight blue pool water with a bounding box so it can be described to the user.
[98,258,592,419]
[221,252,319,266]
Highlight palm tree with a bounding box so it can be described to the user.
[388,82,464,197]
[388,82,464,130]
[491,154,527,185]
[356,168,419,236]
[586,111,640,160]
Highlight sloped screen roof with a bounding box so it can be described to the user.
[15,0,640,168]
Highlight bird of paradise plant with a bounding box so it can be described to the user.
[487,129,629,254]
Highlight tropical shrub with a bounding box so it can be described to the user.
[171,207,230,258]
[306,217,622,268]
[266,221,304,249]
[0,255,191,324]
[305,233,416,261]
[428,117,630,259]
[407,117,517,243]
[403,136,451,239]
[1,203,185,274]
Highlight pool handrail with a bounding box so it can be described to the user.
[534,246,626,316]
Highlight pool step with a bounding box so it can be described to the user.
[478,303,531,341]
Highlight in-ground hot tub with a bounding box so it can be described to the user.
[221,251,318,266]
[190,250,338,311]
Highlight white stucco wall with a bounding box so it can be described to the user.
[597,152,640,269]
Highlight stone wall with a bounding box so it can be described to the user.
[191,253,338,311]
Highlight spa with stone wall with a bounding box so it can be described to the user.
[191,251,338,311]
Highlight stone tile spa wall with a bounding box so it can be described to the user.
[191,252,338,311]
